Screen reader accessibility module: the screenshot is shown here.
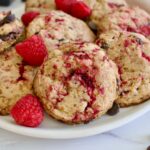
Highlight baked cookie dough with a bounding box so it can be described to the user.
[97,6,150,39]
[96,30,150,107]
[0,11,24,53]
[86,0,128,28]
[26,0,56,13]
[34,42,118,124]
[27,11,96,50]
[0,48,36,115]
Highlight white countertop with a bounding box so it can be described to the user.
[0,0,150,150]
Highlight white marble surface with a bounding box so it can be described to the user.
[0,0,150,150]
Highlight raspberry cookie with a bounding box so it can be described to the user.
[27,11,96,50]
[96,30,150,107]
[26,0,56,13]
[86,0,127,27]
[97,6,150,39]
[34,42,118,124]
[0,48,35,115]
[0,11,24,53]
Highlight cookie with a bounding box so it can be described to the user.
[26,0,56,13]
[86,0,127,28]
[96,30,150,107]
[27,11,96,50]
[97,6,150,39]
[0,48,36,115]
[33,42,118,124]
[0,11,25,53]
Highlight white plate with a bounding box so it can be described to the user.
[0,0,150,139]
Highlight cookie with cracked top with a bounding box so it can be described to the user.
[27,11,96,50]
[97,30,150,107]
[0,48,36,115]
[96,6,150,39]
[33,42,118,124]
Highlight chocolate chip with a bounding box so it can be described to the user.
[88,21,98,34]
[101,42,109,50]
[0,13,15,26]
[0,32,17,41]
[0,12,10,26]
[35,32,39,35]
[107,103,120,116]
[0,34,8,41]
[147,146,150,150]
[136,37,143,45]
[58,38,65,42]
[5,14,15,23]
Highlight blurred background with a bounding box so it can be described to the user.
[0,0,149,14]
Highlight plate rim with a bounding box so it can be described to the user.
[0,101,150,139]
[0,1,150,139]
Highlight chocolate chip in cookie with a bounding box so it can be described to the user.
[88,21,98,34]
[107,102,120,116]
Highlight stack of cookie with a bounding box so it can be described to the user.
[0,0,150,127]
[0,11,35,115]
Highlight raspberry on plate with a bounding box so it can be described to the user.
[16,35,48,66]
[11,94,44,127]
[55,0,74,14]
[21,11,40,26]
[55,0,91,19]
[70,1,92,19]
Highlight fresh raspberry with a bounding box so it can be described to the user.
[55,0,91,19]
[11,94,44,128]
[70,1,92,19]
[138,25,150,37]
[16,35,48,66]
[55,0,76,13]
[21,11,40,26]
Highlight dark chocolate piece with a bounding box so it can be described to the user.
[58,38,65,42]
[0,32,18,41]
[5,14,15,23]
[147,146,150,150]
[88,21,98,34]
[136,37,143,45]
[107,103,120,116]
[101,42,109,50]
[0,13,15,26]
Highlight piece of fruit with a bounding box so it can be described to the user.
[16,35,48,66]
[70,1,92,19]
[21,11,40,26]
[11,94,44,127]
[55,0,91,19]
[55,0,73,13]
